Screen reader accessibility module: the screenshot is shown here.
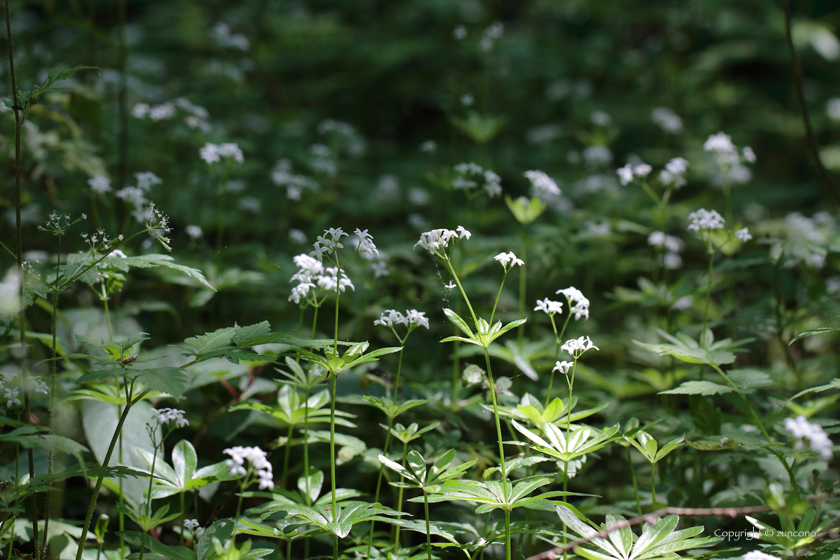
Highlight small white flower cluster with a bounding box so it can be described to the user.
[272,159,318,200]
[352,229,378,259]
[479,21,503,51]
[186,225,203,239]
[704,132,755,185]
[373,309,430,330]
[651,108,683,134]
[117,172,164,223]
[561,336,599,358]
[145,202,173,252]
[617,162,652,186]
[211,22,250,50]
[553,360,574,374]
[735,227,752,242]
[151,408,189,428]
[0,372,46,408]
[224,446,274,489]
[452,162,503,197]
[591,110,611,127]
[415,226,471,256]
[41,211,75,234]
[133,98,211,131]
[687,208,725,232]
[183,519,200,535]
[582,146,613,168]
[88,176,112,194]
[494,251,524,270]
[308,144,338,177]
[648,232,686,270]
[523,170,561,201]
[81,228,121,253]
[199,142,244,165]
[557,287,590,320]
[659,157,689,189]
[784,415,833,460]
[419,140,437,153]
[534,298,563,315]
[289,253,355,304]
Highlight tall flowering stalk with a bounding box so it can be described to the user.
[416,228,526,560]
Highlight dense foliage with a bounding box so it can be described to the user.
[0,1,839,560]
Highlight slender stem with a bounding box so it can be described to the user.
[504,508,512,560]
[701,245,714,338]
[5,0,40,552]
[482,349,508,503]
[117,0,127,193]
[102,284,114,340]
[329,373,338,559]
[75,388,148,560]
[444,258,478,325]
[393,441,408,553]
[303,386,311,502]
[489,271,509,326]
[333,277,341,354]
[365,350,404,556]
[281,424,293,488]
[781,0,840,204]
[650,466,657,510]
[424,491,432,560]
[545,315,562,408]
[710,365,773,443]
[234,480,244,545]
[179,491,185,547]
[44,232,63,550]
[139,436,160,560]
[518,233,527,344]
[311,306,319,339]
[627,447,642,516]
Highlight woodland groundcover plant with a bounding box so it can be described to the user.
[1,2,840,560]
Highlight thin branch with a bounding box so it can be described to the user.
[781,0,840,204]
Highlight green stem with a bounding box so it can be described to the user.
[650,465,657,510]
[444,258,478,325]
[424,492,432,560]
[482,349,508,504]
[393,441,409,553]
[329,373,338,559]
[702,244,714,338]
[489,271,508,326]
[627,446,641,516]
[234,480,244,546]
[179,492,185,547]
[545,315,562,408]
[139,436,160,560]
[102,284,114,340]
[75,388,148,560]
[44,232,63,551]
[281,424,293,488]
[303,385,311,503]
[504,508,512,560]
[518,233,527,344]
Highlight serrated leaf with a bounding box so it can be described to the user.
[660,381,733,396]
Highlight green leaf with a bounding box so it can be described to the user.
[443,308,475,338]
[789,325,840,344]
[660,381,733,396]
[123,255,215,291]
[197,519,235,560]
[727,369,773,393]
[684,437,739,451]
[135,367,189,399]
[172,440,198,487]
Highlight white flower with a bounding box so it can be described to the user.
[419,140,437,152]
[353,228,378,259]
[742,146,756,163]
[784,415,833,460]
[151,408,189,428]
[735,227,752,242]
[310,228,349,260]
[671,295,693,310]
[553,361,574,374]
[452,163,502,197]
[556,287,590,320]
[494,251,524,269]
[223,446,274,484]
[828,98,840,120]
[217,143,244,163]
[659,157,689,188]
[453,26,468,40]
[317,267,354,293]
[88,176,112,194]
[560,336,599,358]
[460,93,474,106]
[534,298,563,315]
[617,162,652,186]
[199,143,220,164]
[524,170,561,199]
[704,132,736,154]
[647,232,685,253]
[374,309,407,328]
[415,228,466,256]
[186,225,203,239]
[134,172,163,191]
[4,387,20,408]
[406,309,430,329]
[132,103,150,119]
[32,377,48,395]
[183,519,200,534]
[444,281,456,290]
[651,108,683,133]
[687,209,725,232]
[590,110,611,127]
